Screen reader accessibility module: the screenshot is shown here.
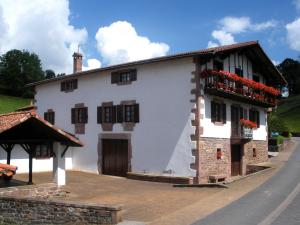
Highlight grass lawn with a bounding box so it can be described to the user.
[0,94,31,114]
[273,95,300,133]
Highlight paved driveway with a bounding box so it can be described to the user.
[14,171,220,223]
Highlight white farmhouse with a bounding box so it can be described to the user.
[3,41,287,184]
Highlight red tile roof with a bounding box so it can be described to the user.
[0,110,83,147]
[27,40,286,86]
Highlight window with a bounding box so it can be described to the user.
[71,107,88,124]
[111,69,137,85]
[253,148,257,158]
[124,105,135,122]
[249,109,260,128]
[104,106,113,123]
[61,79,78,92]
[116,104,139,123]
[235,68,243,77]
[213,60,224,71]
[217,148,222,160]
[44,111,55,125]
[211,101,226,124]
[35,143,53,159]
[253,74,260,82]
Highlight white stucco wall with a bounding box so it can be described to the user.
[200,95,267,140]
[0,145,72,174]
[34,57,196,177]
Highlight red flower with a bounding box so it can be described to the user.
[240,118,257,129]
[200,70,281,96]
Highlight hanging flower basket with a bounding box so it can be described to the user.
[240,118,257,129]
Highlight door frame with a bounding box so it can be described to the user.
[97,133,132,175]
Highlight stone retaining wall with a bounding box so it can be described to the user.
[0,183,122,225]
[0,183,66,199]
[127,172,193,184]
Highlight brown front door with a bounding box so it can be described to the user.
[102,139,129,177]
[231,144,241,176]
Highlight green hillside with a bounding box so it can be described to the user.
[272,95,300,133]
[0,95,31,114]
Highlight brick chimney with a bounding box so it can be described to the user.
[72,52,82,73]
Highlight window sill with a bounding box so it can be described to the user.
[117,81,132,86]
[101,123,113,131]
[123,122,135,131]
[213,122,225,126]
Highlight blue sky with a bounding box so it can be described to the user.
[69,0,300,64]
[0,0,300,73]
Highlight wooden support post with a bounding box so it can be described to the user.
[28,150,33,185]
[7,149,11,165]
[20,143,36,185]
[0,144,14,165]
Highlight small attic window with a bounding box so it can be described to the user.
[111,69,137,85]
[61,79,78,92]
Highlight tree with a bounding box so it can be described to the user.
[277,58,300,95]
[0,49,44,97]
[45,69,56,79]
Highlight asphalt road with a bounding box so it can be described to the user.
[193,138,300,225]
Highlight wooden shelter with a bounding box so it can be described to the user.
[0,110,83,185]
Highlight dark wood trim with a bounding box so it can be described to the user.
[61,145,69,158]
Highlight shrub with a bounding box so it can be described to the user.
[268,115,290,134]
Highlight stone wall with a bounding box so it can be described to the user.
[198,138,231,183]
[0,183,122,225]
[0,183,66,199]
[243,140,268,175]
[0,197,121,225]
[198,138,268,183]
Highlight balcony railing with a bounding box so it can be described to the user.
[232,126,253,139]
[201,70,281,107]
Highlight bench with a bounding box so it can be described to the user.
[208,174,227,183]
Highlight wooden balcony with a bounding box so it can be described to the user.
[201,70,280,108]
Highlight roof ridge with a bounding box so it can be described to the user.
[0,110,33,117]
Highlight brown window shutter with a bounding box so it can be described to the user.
[256,111,260,128]
[73,79,78,89]
[111,72,120,84]
[83,107,88,123]
[116,105,123,123]
[71,108,75,124]
[222,103,226,124]
[243,109,248,119]
[51,112,55,125]
[134,104,139,123]
[249,110,253,121]
[44,112,47,121]
[97,107,102,124]
[211,101,216,123]
[61,82,66,91]
[112,106,117,123]
[239,107,243,119]
[130,69,137,81]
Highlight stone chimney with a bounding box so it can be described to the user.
[72,52,82,73]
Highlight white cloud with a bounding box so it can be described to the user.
[207,41,219,48]
[271,60,280,65]
[208,16,277,47]
[95,21,169,65]
[0,0,88,73]
[286,18,300,51]
[211,30,236,45]
[83,58,101,71]
[219,17,251,34]
[251,20,277,31]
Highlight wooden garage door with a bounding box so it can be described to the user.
[102,139,129,177]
